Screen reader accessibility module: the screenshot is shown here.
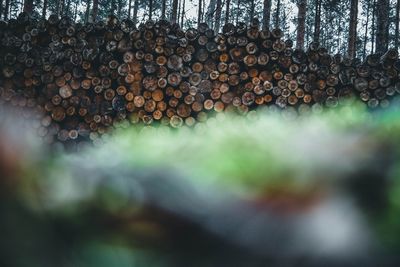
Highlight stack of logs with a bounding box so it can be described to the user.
[1,12,400,146]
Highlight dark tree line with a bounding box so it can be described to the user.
[0,0,400,57]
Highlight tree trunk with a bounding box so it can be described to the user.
[202,0,205,21]
[249,0,255,24]
[110,0,116,15]
[66,0,71,17]
[395,0,400,49]
[207,0,216,29]
[181,0,185,27]
[313,0,322,43]
[236,0,240,24]
[4,0,10,20]
[85,0,90,22]
[371,0,376,53]
[262,0,271,30]
[55,0,60,17]
[362,0,371,59]
[133,0,139,24]
[60,0,65,16]
[337,10,342,50]
[375,0,389,54]
[0,0,3,20]
[225,0,230,24]
[178,0,181,23]
[42,0,48,18]
[347,0,358,59]
[215,0,222,32]
[74,1,78,21]
[90,0,98,22]
[162,0,166,19]
[296,0,307,50]
[23,0,33,14]
[117,0,122,18]
[275,0,281,28]
[171,0,179,23]
[148,0,153,20]
[198,0,202,26]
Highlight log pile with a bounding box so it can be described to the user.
[1,13,400,146]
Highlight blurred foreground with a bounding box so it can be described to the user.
[1,105,400,267]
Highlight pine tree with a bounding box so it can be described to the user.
[371,0,376,53]
[263,0,271,30]
[296,0,307,50]
[23,0,34,14]
[117,0,122,18]
[4,0,10,19]
[348,0,358,59]
[225,0,230,24]
[133,0,139,24]
[198,0,202,25]
[162,0,166,19]
[362,0,371,58]
[249,0,255,23]
[314,0,322,43]
[376,0,389,54]
[236,0,240,24]
[42,0,48,18]
[171,0,178,23]
[149,0,153,20]
[181,0,185,27]
[0,0,3,19]
[215,0,222,32]
[90,0,98,22]
[84,0,90,22]
[275,0,281,28]
[395,0,400,49]
[207,0,216,29]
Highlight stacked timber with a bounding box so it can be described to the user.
[1,13,400,146]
